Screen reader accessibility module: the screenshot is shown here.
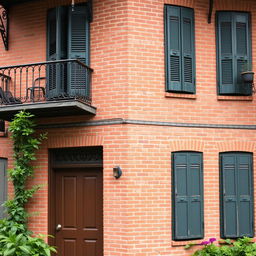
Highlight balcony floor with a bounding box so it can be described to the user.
[0,99,96,121]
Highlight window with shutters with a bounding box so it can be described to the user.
[165,5,195,93]
[172,152,204,240]
[47,4,89,98]
[216,12,252,95]
[220,152,254,238]
[0,159,7,219]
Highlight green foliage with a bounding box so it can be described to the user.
[0,232,56,256]
[188,237,256,256]
[0,111,56,255]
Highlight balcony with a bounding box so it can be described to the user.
[0,59,96,121]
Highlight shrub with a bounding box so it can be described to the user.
[186,237,256,256]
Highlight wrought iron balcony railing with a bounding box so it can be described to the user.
[0,59,93,106]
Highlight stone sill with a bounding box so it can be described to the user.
[165,92,197,99]
[217,95,253,101]
[171,239,204,247]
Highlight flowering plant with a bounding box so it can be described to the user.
[185,237,256,256]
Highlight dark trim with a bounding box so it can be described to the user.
[37,118,256,130]
[208,0,213,23]
[52,163,102,169]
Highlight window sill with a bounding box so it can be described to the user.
[165,92,196,99]
[217,95,253,101]
[171,239,204,247]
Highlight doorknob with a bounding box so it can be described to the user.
[56,224,62,231]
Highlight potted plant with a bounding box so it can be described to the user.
[241,63,254,83]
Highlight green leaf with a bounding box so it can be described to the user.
[19,245,31,254]
[3,247,16,256]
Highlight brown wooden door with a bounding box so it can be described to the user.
[54,168,103,256]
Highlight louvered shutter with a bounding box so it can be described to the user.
[181,8,195,93]
[47,7,67,99]
[67,5,89,97]
[188,153,203,238]
[221,154,238,237]
[217,12,234,94]
[0,159,7,219]
[166,6,182,92]
[235,13,251,95]
[217,12,251,95]
[173,153,189,240]
[237,154,253,237]
[220,153,253,238]
[173,152,203,240]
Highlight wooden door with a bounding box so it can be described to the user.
[54,168,103,255]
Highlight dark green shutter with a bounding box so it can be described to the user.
[67,5,89,97]
[181,8,195,93]
[220,153,253,238]
[217,12,251,95]
[165,5,195,93]
[172,152,203,240]
[166,6,182,91]
[47,7,67,98]
[0,159,7,219]
[235,13,251,95]
[217,12,234,94]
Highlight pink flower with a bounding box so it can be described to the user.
[209,238,217,244]
[200,241,210,245]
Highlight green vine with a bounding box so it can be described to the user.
[7,111,46,226]
[0,111,56,256]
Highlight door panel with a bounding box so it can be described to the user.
[55,169,103,256]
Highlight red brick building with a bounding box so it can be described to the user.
[0,0,255,255]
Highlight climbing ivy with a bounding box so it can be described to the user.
[0,111,56,256]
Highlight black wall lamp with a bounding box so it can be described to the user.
[113,166,122,179]
[0,120,8,137]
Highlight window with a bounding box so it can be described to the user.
[0,159,7,219]
[165,5,195,93]
[47,4,90,98]
[172,152,203,240]
[220,152,254,238]
[216,12,252,95]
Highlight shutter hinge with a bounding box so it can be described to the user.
[188,229,190,236]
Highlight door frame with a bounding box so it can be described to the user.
[48,147,103,250]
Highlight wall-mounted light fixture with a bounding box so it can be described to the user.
[0,120,8,137]
[113,166,122,179]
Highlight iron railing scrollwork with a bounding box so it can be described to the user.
[0,5,8,50]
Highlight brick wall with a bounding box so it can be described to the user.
[0,0,256,255]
